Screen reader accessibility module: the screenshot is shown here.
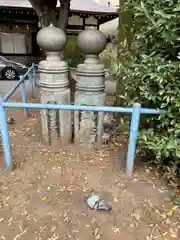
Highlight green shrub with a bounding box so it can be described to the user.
[63,35,84,67]
[99,44,117,70]
[112,0,180,187]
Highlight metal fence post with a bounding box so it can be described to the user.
[20,76,28,117]
[32,63,36,86]
[0,97,12,169]
[126,102,141,178]
[28,70,33,97]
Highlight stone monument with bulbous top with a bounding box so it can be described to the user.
[37,24,72,148]
[74,30,107,148]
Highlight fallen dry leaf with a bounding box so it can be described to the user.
[95,234,101,239]
[112,227,120,234]
[94,228,99,236]
[131,212,141,221]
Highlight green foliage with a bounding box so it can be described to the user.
[171,193,180,205]
[99,44,117,73]
[99,45,114,69]
[63,35,84,67]
[114,0,180,187]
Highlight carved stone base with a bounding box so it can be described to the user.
[40,88,72,148]
[74,29,108,149]
[74,91,106,148]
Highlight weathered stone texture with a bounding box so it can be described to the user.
[37,24,72,148]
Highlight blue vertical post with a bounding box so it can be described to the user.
[126,102,141,178]
[32,63,36,86]
[20,76,28,117]
[28,70,33,97]
[0,97,12,169]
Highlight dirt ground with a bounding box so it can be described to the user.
[0,88,179,240]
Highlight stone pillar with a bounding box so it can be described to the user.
[74,30,107,148]
[37,24,71,148]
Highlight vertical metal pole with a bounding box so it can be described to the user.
[126,102,141,178]
[0,97,12,169]
[32,63,37,97]
[28,70,33,97]
[20,76,28,117]
[96,112,104,149]
[32,63,36,88]
[32,63,36,84]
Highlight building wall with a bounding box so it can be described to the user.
[95,0,119,37]
[85,16,98,25]
[0,14,99,65]
[95,1,119,59]
[0,14,98,53]
[68,15,98,33]
[68,15,98,26]
[100,18,118,37]
[69,15,84,26]
[0,24,37,54]
[0,24,41,66]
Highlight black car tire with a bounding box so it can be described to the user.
[2,67,17,80]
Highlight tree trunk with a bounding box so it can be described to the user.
[28,0,71,31]
[58,0,71,31]
[114,0,127,124]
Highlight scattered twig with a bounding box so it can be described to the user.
[12,228,28,240]
[147,224,157,240]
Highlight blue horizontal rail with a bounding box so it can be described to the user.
[3,102,166,115]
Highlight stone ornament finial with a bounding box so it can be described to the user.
[36,23,67,52]
[77,30,107,55]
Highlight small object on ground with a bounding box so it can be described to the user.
[7,117,15,124]
[85,195,112,212]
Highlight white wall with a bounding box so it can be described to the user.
[95,0,119,37]
[68,15,98,26]
[85,16,97,25]
[68,15,83,25]
[0,32,27,54]
[0,25,34,54]
[100,18,118,37]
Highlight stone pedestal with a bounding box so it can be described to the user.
[74,30,107,148]
[37,24,71,148]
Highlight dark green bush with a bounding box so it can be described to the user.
[63,35,84,67]
[112,0,180,187]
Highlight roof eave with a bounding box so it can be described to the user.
[0,5,118,16]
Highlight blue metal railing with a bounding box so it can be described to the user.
[0,64,166,178]
[3,64,36,102]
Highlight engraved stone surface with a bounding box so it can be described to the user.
[74,30,107,148]
[37,24,72,148]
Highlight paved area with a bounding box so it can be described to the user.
[0,80,20,97]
